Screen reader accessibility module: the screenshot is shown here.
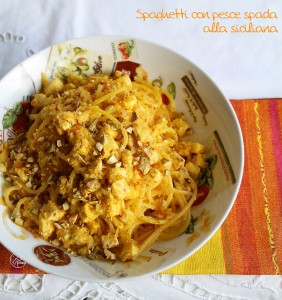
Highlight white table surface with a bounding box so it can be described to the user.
[0,1,282,299]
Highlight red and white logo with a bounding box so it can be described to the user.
[10,254,26,268]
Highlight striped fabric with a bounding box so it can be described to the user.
[165,99,282,275]
[0,99,281,275]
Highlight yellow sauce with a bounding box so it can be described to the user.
[0,196,5,205]
[2,208,28,240]
[186,209,215,245]
[186,231,200,246]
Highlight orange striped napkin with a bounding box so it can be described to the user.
[165,99,282,275]
[0,99,281,275]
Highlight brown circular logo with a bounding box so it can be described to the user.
[34,245,71,266]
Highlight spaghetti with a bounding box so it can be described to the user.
[0,68,207,261]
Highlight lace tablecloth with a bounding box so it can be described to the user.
[1,274,282,299]
[1,0,282,299]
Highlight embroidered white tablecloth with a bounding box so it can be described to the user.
[0,0,282,299]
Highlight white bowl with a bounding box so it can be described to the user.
[0,35,244,282]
